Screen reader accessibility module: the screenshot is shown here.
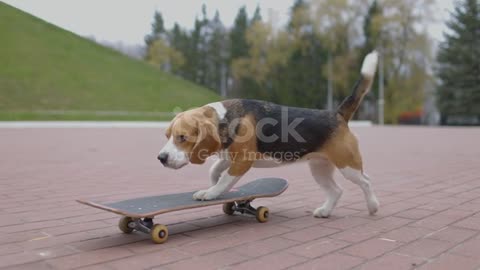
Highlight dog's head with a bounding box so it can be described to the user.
[158,106,221,169]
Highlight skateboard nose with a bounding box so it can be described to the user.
[158,153,168,165]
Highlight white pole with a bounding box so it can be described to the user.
[378,46,385,125]
[327,52,333,111]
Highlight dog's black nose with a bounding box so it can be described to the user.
[157,153,168,165]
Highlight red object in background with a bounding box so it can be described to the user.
[398,109,423,125]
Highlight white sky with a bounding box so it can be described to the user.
[3,0,455,46]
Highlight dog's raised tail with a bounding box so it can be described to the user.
[337,51,378,122]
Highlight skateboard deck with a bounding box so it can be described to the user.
[77,177,288,218]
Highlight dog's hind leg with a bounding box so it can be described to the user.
[340,167,379,215]
[309,159,343,218]
[209,159,231,186]
[323,125,379,215]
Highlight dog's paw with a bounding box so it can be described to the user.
[367,197,379,215]
[193,189,220,201]
[313,206,332,218]
[193,189,208,200]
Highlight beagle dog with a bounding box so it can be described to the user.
[158,51,379,218]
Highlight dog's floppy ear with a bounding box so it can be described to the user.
[190,119,221,164]
[165,112,184,137]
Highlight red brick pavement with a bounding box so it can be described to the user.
[1,126,480,269]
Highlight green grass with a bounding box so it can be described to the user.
[0,2,219,120]
[0,111,174,121]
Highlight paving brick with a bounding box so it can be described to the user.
[108,248,189,269]
[77,264,116,270]
[372,201,418,216]
[452,216,480,231]
[229,224,292,243]
[161,250,246,270]
[182,223,240,239]
[276,207,312,219]
[282,225,339,242]
[0,252,46,268]
[362,216,412,232]
[396,238,455,258]
[451,236,480,259]
[178,234,248,255]
[358,253,425,270]
[42,221,110,236]
[125,235,194,254]
[394,208,436,220]
[0,243,23,256]
[235,236,300,257]
[278,215,330,229]
[454,202,480,212]
[426,226,477,243]
[286,238,350,258]
[412,214,462,230]
[322,216,371,230]
[228,251,307,270]
[0,220,67,233]
[330,225,381,243]
[70,233,148,251]
[341,238,401,259]
[0,246,77,268]
[417,253,480,270]
[46,247,133,269]
[290,253,364,270]
[380,226,433,243]
[2,261,53,270]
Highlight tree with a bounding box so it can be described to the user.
[232,21,293,101]
[437,0,480,123]
[147,39,185,73]
[145,11,165,50]
[229,6,252,97]
[374,0,435,123]
[206,11,229,96]
[362,0,381,55]
[230,6,249,62]
[311,0,369,107]
[185,9,209,83]
[196,4,210,85]
[168,23,190,76]
[284,0,328,108]
[251,5,262,24]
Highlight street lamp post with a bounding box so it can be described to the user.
[327,52,333,111]
[378,46,384,125]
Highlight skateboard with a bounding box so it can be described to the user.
[77,177,288,244]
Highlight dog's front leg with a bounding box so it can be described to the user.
[209,159,231,186]
[194,160,252,201]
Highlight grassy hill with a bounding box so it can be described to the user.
[0,2,219,120]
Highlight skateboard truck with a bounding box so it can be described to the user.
[119,216,169,244]
[132,218,154,234]
[223,200,269,223]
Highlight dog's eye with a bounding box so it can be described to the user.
[177,135,187,143]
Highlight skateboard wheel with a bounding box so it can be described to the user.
[223,202,235,215]
[151,224,169,244]
[256,206,269,223]
[118,217,135,234]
